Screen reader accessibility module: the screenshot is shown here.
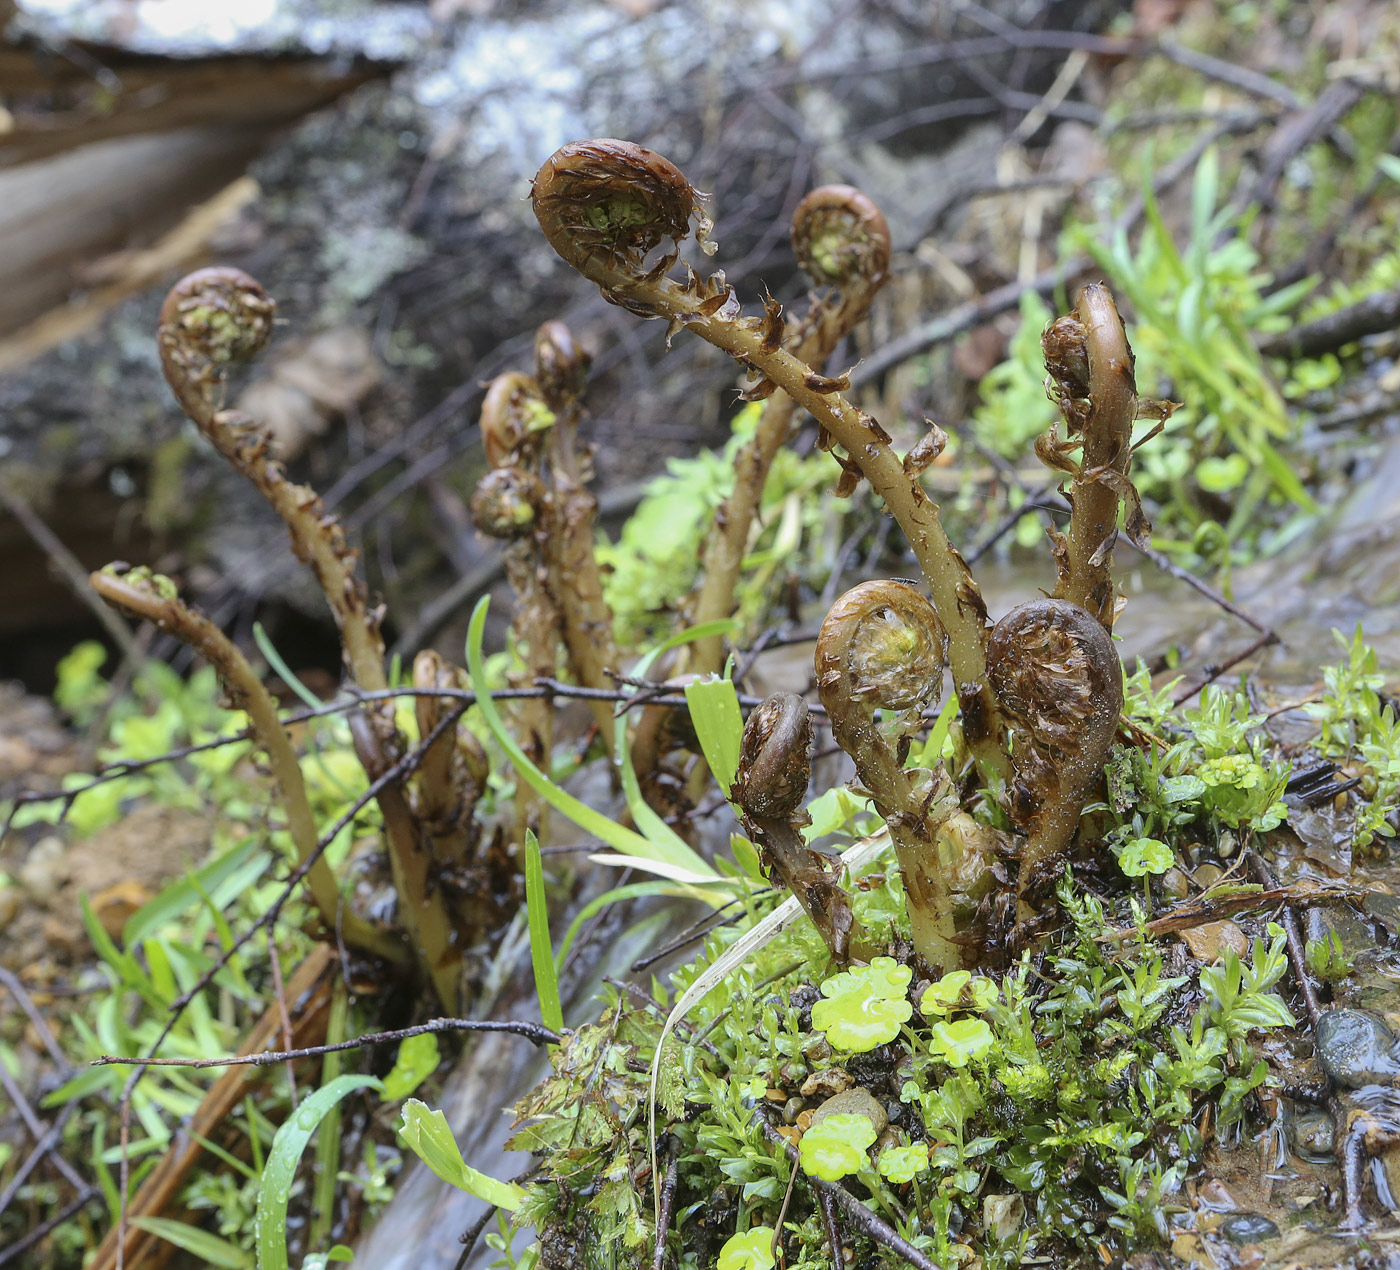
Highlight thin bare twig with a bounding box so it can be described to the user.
[94,1015,560,1070]
[754,1114,938,1270]
[650,1138,681,1270]
[1171,630,1281,707]
[0,1060,87,1193]
[0,481,141,663]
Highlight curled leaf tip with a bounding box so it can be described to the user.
[470,466,545,538]
[732,692,813,821]
[791,185,891,288]
[531,139,714,288]
[815,580,944,715]
[158,267,276,389]
[987,598,1123,903]
[533,320,591,407]
[480,371,553,470]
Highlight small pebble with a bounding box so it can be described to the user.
[1288,1108,1336,1162]
[1192,862,1223,889]
[1219,1214,1280,1244]
[800,1067,852,1099]
[1315,1009,1400,1088]
[17,835,65,904]
[1196,1178,1238,1212]
[1160,867,1191,901]
[809,1087,888,1136]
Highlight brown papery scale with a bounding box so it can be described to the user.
[816,581,984,974]
[987,598,1123,916]
[731,694,857,962]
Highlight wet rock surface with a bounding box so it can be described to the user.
[1315,1010,1400,1089]
[1219,1213,1282,1244]
[1287,1108,1337,1163]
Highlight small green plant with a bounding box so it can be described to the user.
[716,1227,777,1270]
[797,1114,878,1182]
[1305,929,1355,983]
[1073,149,1319,564]
[1305,626,1400,847]
[809,957,913,1052]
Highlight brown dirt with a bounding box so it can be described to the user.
[2,802,212,972]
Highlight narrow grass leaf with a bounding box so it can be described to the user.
[252,622,322,711]
[131,1217,253,1269]
[255,1074,381,1270]
[464,598,713,873]
[122,835,265,947]
[524,830,563,1035]
[684,676,744,800]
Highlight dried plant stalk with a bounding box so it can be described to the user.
[689,186,892,676]
[532,140,1006,774]
[89,565,404,964]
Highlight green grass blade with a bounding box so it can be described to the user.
[255,1074,381,1270]
[524,830,564,1035]
[684,676,743,802]
[122,835,266,947]
[464,598,712,874]
[612,621,735,870]
[309,983,350,1248]
[555,880,700,967]
[131,1217,253,1269]
[252,622,322,711]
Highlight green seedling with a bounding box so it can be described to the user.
[798,1113,877,1182]
[810,957,914,1052]
[1304,930,1355,983]
[716,1226,777,1270]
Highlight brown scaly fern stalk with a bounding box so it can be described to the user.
[533,322,619,740]
[89,565,405,965]
[731,692,859,962]
[473,376,564,844]
[410,650,490,876]
[987,599,1123,920]
[815,580,984,973]
[688,185,892,677]
[1040,282,1163,632]
[531,140,1007,777]
[157,268,460,1008]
